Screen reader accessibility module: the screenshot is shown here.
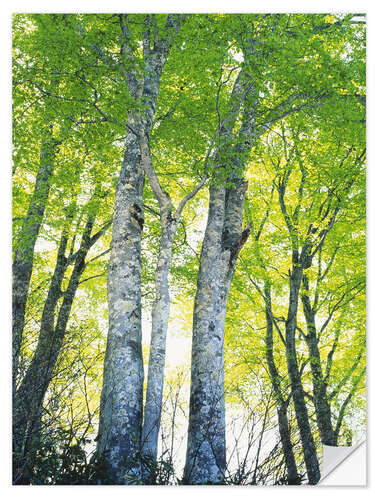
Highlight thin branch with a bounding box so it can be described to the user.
[176,174,208,218]
[334,365,366,441]
[78,272,106,286]
[328,347,365,401]
[86,248,111,265]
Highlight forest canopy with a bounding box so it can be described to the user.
[12,13,366,486]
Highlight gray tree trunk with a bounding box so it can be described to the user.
[141,157,206,466]
[284,252,320,484]
[264,283,299,484]
[13,135,58,390]
[184,182,229,484]
[184,80,256,485]
[13,212,98,483]
[184,180,251,484]
[184,50,256,482]
[97,126,145,483]
[301,274,336,446]
[142,209,177,460]
[97,15,183,483]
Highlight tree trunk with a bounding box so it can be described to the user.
[184,72,255,484]
[301,274,336,446]
[264,283,299,484]
[184,56,255,483]
[13,221,69,483]
[13,213,96,483]
[13,135,57,390]
[97,16,183,483]
[140,150,206,466]
[184,182,250,484]
[142,210,177,460]
[284,256,320,484]
[184,182,229,484]
[97,128,145,483]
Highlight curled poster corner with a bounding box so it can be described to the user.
[319,441,366,486]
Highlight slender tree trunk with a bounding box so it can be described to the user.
[13,222,69,483]
[301,274,336,446]
[142,210,177,460]
[284,256,320,484]
[277,404,299,483]
[140,154,206,466]
[12,135,58,390]
[264,283,299,484]
[13,213,97,484]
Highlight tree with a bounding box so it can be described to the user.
[97,14,185,483]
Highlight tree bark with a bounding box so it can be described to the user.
[184,182,229,484]
[97,126,145,483]
[13,212,98,483]
[275,163,321,484]
[284,254,320,484]
[142,208,178,460]
[140,149,207,465]
[301,274,336,446]
[13,220,69,483]
[97,15,184,483]
[13,135,58,390]
[264,283,299,484]
[184,62,255,484]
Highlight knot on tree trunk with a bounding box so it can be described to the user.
[229,222,252,265]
